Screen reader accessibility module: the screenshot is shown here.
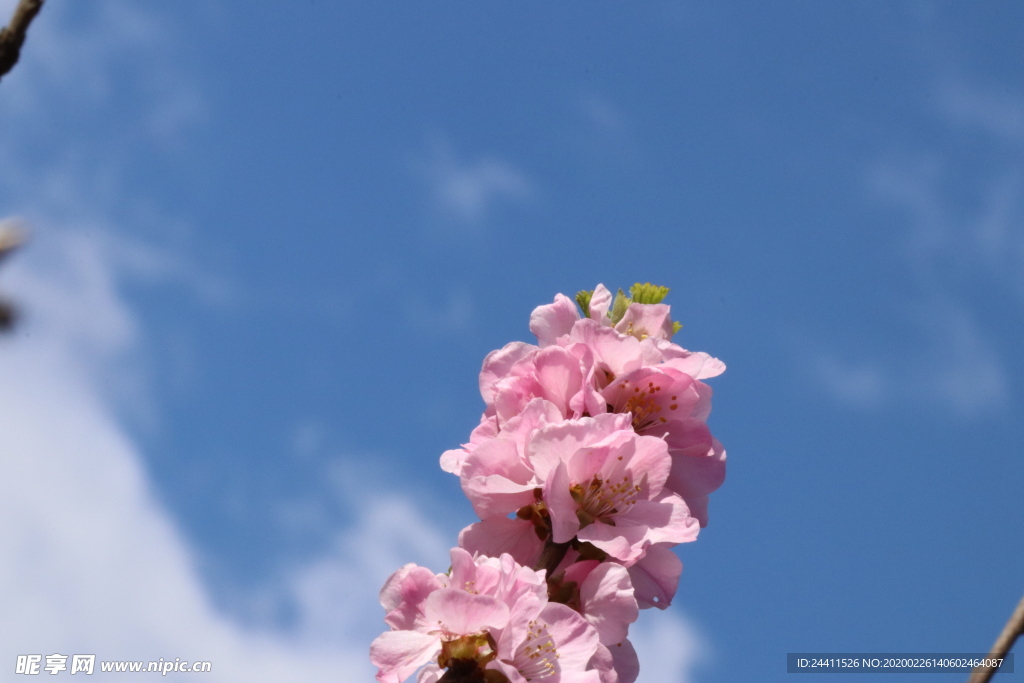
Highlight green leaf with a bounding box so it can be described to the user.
[672,321,683,335]
[629,282,670,304]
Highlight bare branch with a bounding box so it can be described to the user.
[0,0,45,82]
[0,221,25,332]
[967,592,1024,683]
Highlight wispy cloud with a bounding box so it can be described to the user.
[415,139,534,226]
[810,70,1024,417]
[938,79,1024,144]
[810,296,1008,417]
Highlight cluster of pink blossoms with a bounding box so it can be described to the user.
[371,284,725,683]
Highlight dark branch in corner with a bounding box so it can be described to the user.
[967,592,1024,683]
[0,0,45,82]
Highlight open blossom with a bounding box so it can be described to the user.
[457,412,698,565]
[443,284,726,526]
[372,548,602,683]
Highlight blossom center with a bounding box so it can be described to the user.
[570,474,641,527]
[610,379,670,432]
[509,619,558,680]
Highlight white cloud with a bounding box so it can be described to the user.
[632,609,709,683]
[416,140,534,226]
[0,3,447,678]
[0,228,417,680]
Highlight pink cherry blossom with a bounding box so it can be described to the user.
[538,417,699,563]
[372,548,603,683]
[371,587,509,683]
[459,414,699,565]
[600,364,725,526]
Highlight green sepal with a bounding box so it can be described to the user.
[630,282,670,304]
[575,290,594,317]
[609,289,632,323]
[672,321,683,335]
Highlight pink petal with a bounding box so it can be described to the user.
[480,342,538,404]
[555,670,603,683]
[423,588,509,635]
[439,448,467,476]
[588,640,639,683]
[415,663,443,683]
[665,436,726,528]
[627,545,682,610]
[664,351,726,380]
[579,563,638,646]
[461,438,537,518]
[458,518,545,569]
[626,493,700,546]
[534,346,585,417]
[608,639,639,683]
[560,559,600,587]
[588,284,613,322]
[527,414,631,482]
[493,375,546,425]
[383,566,446,631]
[538,602,601,672]
[544,462,581,544]
[380,563,417,612]
[589,643,617,683]
[576,517,649,563]
[500,398,564,452]
[614,303,674,341]
[370,630,439,683]
[568,319,644,377]
[619,435,672,498]
[530,293,580,346]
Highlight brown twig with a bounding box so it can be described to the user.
[0,222,25,332]
[967,592,1024,683]
[0,0,44,82]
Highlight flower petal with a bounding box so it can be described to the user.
[545,461,580,544]
[423,588,509,635]
[530,293,580,346]
[459,518,545,569]
[370,630,439,683]
[579,563,638,646]
[627,545,682,610]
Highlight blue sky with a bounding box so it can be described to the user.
[1,2,1022,681]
